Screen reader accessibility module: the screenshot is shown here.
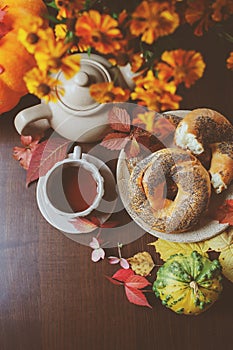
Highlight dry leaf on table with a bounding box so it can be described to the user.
[107,268,152,308]
[149,239,209,261]
[211,199,233,225]
[128,251,155,276]
[26,137,71,186]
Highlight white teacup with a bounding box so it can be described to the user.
[42,146,104,218]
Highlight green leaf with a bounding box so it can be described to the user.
[46,1,59,10]
[87,46,92,57]
[112,12,118,20]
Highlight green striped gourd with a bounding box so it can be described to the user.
[153,251,222,315]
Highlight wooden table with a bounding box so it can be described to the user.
[1,30,233,350]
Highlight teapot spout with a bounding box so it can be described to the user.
[118,63,139,90]
[14,103,52,137]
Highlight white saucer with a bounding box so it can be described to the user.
[116,110,232,243]
[36,153,117,234]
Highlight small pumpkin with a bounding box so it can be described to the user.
[153,251,222,315]
[0,0,47,114]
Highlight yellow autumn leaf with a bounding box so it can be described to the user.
[219,249,233,282]
[206,229,233,252]
[206,228,233,283]
[128,251,155,276]
[149,239,209,261]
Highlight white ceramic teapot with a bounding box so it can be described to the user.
[14,53,135,142]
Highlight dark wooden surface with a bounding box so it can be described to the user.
[1,30,233,350]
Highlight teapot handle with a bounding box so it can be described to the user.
[14,103,52,136]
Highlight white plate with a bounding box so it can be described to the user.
[116,110,232,243]
[36,153,117,234]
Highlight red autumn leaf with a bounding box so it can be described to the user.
[100,220,119,228]
[105,275,123,286]
[125,137,140,158]
[124,285,152,308]
[153,118,176,141]
[108,106,131,132]
[0,22,10,38]
[214,199,233,225]
[0,7,10,39]
[90,216,119,228]
[0,6,7,21]
[26,137,71,187]
[125,275,151,289]
[70,217,98,231]
[13,135,41,170]
[100,133,129,150]
[112,268,134,282]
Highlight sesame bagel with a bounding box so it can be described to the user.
[175,108,233,155]
[209,142,233,193]
[174,108,233,193]
[129,148,211,234]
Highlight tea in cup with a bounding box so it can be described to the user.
[42,146,104,218]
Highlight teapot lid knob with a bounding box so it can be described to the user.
[56,54,112,112]
[74,71,89,87]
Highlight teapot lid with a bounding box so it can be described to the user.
[56,58,112,112]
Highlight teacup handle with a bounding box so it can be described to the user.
[68,146,82,160]
[14,103,52,136]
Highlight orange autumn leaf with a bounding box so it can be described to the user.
[157,49,206,88]
[213,199,233,225]
[12,135,41,170]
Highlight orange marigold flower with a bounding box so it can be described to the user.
[130,1,179,44]
[226,52,233,70]
[156,50,206,88]
[90,82,130,103]
[55,0,84,19]
[185,0,213,36]
[75,10,122,54]
[212,0,233,22]
[131,70,182,112]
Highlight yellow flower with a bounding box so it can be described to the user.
[90,82,130,103]
[54,23,88,53]
[212,0,233,22]
[34,34,81,79]
[185,0,213,36]
[156,50,206,88]
[17,17,45,54]
[24,68,64,102]
[54,24,67,40]
[75,10,122,54]
[130,1,179,44]
[131,70,182,111]
[226,52,233,70]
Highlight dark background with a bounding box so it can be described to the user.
[0,5,233,350]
